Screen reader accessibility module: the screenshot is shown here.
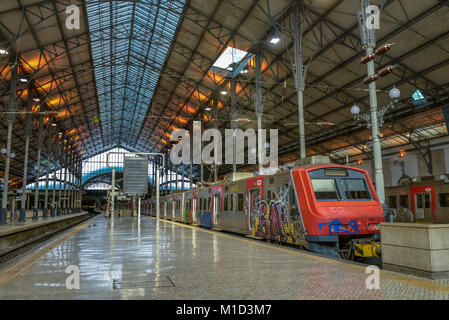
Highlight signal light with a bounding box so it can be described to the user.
[360,53,376,64]
[377,65,395,78]
[363,75,378,85]
[375,44,393,56]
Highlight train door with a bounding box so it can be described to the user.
[212,185,223,228]
[172,196,176,220]
[245,177,265,233]
[411,186,436,221]
[213,194,219,225]
[192,198,197,224]
[181,193,185,222]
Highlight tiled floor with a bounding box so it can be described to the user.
[0,214,448,300]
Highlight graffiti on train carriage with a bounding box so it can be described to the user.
[318,219,359,236]
[249,184,291,241]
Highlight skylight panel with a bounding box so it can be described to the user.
[412,89,427,106]
[213,47,249,71]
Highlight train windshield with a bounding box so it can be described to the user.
[311,179,341,200]
[340,179,371,200]
[309,168,372,201]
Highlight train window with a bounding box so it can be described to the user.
[416,195,423,209]
[230,194,234,211]
[224,195,229,211]
[207,197,211,210]
[237,193,244,211]
[266,190,275,201]
[341,179,371,200]
[439,194,449,208]
[311,179,340,201]
[269,177,274,184]
[388,196,397,208]
[290,189,296,205]
[200,198,203,210]
[424,194,431,209]
[400,195,409,208]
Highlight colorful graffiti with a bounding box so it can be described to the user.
[249,184,295,242]
[184,208,192,224]
[318,219,359,236]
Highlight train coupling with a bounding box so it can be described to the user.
[352,240,381,258]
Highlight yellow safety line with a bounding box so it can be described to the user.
[150,216,449,294]
[0,215,99,286]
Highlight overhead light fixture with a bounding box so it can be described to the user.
[51,123,57,127]
[389,86,401,99]
[350,104,360,115]
[0,49,8,55]
[19,78,28,83]
[205,107,211,111]
[269,36,281,45]
[220,90,227,95]
[240,69,248,74]
[33,98,40,102]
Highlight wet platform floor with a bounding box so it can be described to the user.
[0,214,449,300]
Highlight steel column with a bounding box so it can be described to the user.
[231,80,237,181]
[34,115,44,217]
[293,5,307,160]
[356,0,385,203]
[156,164,160,219]
[1,62,18,224]
[255,48,264,173]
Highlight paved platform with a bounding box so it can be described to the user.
[0,214,449,299]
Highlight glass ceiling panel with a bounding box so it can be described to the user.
[86,0,186,150]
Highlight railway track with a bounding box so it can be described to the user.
[0,212,98,265]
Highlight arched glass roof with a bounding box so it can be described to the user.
[85,0,186,149]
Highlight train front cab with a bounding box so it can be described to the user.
[291,165,384,259]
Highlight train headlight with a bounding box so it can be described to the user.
[368,223,380,231]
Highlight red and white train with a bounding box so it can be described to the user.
[142,163,385,259]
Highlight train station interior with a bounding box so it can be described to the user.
[1,0,449,303]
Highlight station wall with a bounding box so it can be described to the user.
[352,136,449,187]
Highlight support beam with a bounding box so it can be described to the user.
[293,4,307,160]
[1,62,18,224]
[355,0,385,203]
